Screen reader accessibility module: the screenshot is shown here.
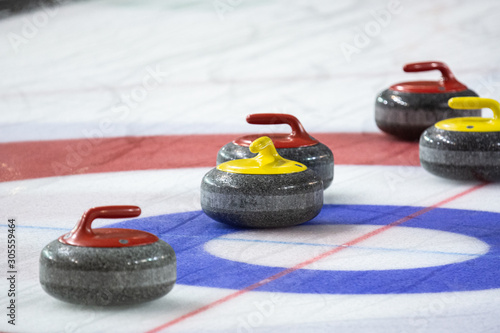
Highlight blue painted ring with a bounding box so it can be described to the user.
[110,205,500,294]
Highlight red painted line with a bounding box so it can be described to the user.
[0,133,419,182]
[144,182,488,333]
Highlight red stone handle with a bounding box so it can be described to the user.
[403,61,456,82]
[59,205,154,247]
[246,113,315,145]
[74,206,141,238]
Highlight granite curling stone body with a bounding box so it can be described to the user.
[39,206,176,306]
[375,61,480,140]
[217,113,334,189]
[420,97,500,181]
[202,136,323,228]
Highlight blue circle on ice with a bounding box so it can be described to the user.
[110,205,500,294]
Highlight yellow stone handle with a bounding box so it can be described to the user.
[217,136,307,174]
[449,97,500,119]
[249,136,283,166]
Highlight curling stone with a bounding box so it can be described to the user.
[39,206,176,306]
[202,136,323,228]
[375,61,480,141]
[216,113,334,189]
[420,97,500,181]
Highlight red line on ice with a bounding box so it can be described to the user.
[0,133,419,182]
[144,182,488,333]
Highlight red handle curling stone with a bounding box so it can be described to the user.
[216,113,334,189]
[40,205,176,306]
[375,61,480,141]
